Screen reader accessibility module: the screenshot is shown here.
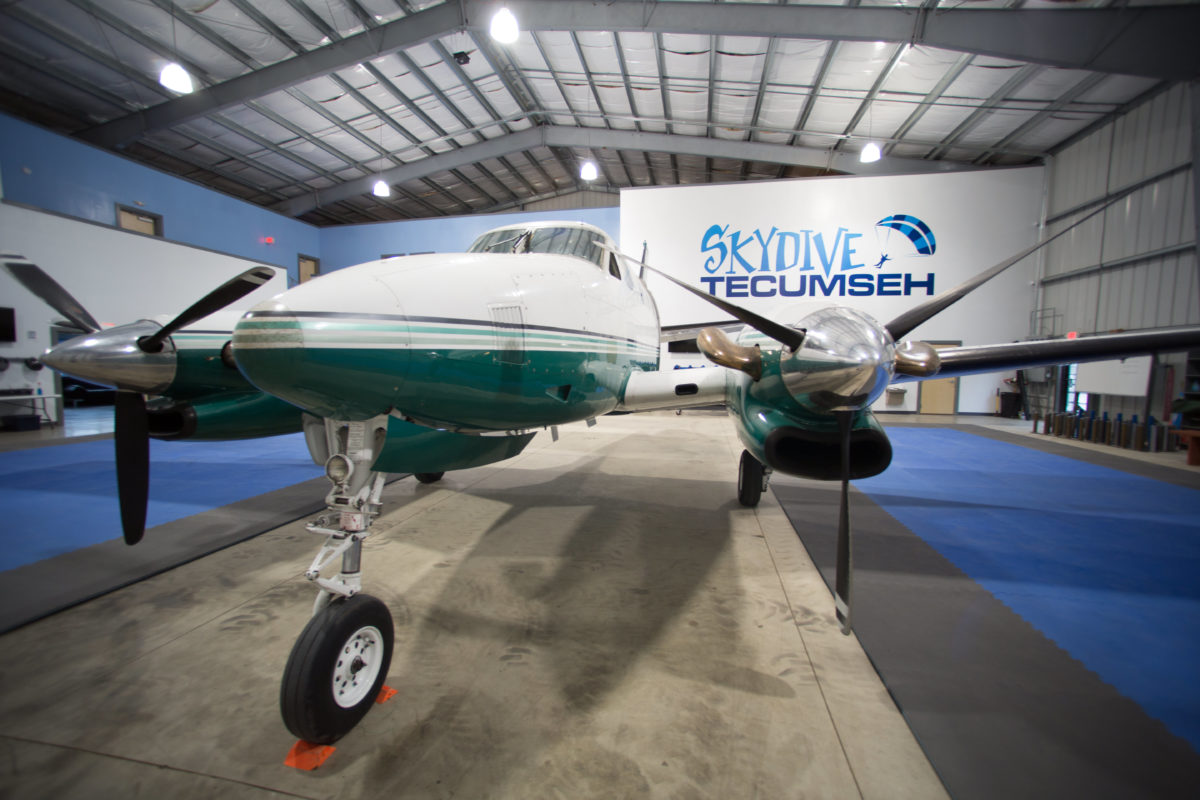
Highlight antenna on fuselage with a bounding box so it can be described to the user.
[639,241,647,279]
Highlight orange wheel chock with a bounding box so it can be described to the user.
[375,685,398,704]
[284,740,336,771]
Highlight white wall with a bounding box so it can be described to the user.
[620,168,1045,413]
[1040,83,1198,420]
[0,204,288,419]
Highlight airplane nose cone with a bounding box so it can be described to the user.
[232,296,410,420]
[42,320,176,393]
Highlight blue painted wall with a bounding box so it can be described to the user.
[0,113,319,281]
[317,207,621,272]
[0,111,618,280]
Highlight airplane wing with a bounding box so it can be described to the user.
[893,327,1200,383]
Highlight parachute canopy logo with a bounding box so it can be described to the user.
[873,214,936,268]
[696,214,940,299]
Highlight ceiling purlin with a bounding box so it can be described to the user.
[466,31,582,197]
[77,0,425,216]
[0,40,305,210]
[529,31,589,184]
[924,64,1041,161]
[1,3,323,200]
[71,1,1200,155]
[388,47,540,199]
[778,34,842,179]
[739,33,778,181]
[972,71,1109,166]
[705,30,716,185]
[569,31,634,187]
[348,6,523,208]
[653,33,681,185]
[428,39,559,194]
[882,51,974,158]
[834,42,908,156]
[231,2,475,215]
[612,32,659,186]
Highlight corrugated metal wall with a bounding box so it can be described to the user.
[1039,83,1197,419]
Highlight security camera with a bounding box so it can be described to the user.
[453,51,470,65]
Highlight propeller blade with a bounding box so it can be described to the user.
[834,410,853,635]
[608,248,806,351]
[884,183,1143,341]
[139,267,275,353]
[3,257,100,333]
[114,391,149,545]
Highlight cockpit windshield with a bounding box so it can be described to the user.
[468,226,607,268]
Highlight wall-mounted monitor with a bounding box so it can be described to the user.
[0,308,15,343]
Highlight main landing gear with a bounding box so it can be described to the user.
[737,450,772,507]
[280,415,394,744]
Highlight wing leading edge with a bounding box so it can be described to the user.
[894,327,1200,383]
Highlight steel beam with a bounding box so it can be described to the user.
[76,1,1200,150]
[278,124,965,216]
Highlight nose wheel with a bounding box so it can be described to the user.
[280,593,394,744]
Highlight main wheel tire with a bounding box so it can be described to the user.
[280,593,394,744]
[414,471,444,484]
[737,450,765,507]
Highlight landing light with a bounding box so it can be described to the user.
[325,454,354,484]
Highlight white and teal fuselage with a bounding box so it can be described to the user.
[233,244,660,448]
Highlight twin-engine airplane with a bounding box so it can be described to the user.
[7,206,1200,746]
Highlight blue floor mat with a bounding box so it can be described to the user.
[857,427,1200,751]
[0,434,321,571]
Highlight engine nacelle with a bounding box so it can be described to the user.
[147,392,303,440]
[731,393,892,481]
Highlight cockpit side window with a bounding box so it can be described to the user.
[469,228,524,253]
[470,226,611,269]
[608,254,621,280]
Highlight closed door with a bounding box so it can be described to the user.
[918,343,959,414]
[299,256,319,283]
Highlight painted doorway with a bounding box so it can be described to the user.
[917,342,961,414]
[298,255,319,283]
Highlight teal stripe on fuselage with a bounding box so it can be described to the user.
[233,315,658,427]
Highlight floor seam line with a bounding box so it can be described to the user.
[0,732,320,799]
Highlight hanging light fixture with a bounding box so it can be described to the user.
[490,7,519,44]
[159,62,194,94]
[159,7,193,94]
[372,179,391,197]
[580,160,598,181]
[859,142,881,163]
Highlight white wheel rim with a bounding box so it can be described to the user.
[332,624,384,708]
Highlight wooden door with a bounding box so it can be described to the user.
[918,343,960,414]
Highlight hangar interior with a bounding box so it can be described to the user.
[0,2,1198,798]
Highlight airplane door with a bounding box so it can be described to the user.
[918,342,960,414]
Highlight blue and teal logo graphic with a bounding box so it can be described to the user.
[697,214,938,299]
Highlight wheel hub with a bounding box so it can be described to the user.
[332,624,384,708]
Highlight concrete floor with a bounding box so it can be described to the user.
[0,410,947,800]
